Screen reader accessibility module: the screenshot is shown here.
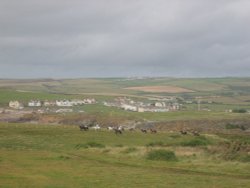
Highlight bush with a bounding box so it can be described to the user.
[146,150,177,161]
[225,123,246,131]
[221,141,250,162]
[181,137,210,147]
[232,109,247,113]
[239,155,250,162]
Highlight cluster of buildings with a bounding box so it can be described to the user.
[8,97,180,113]
[103,97,180,112]
[8,98,96,109]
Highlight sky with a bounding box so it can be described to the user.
[0,0,250,78]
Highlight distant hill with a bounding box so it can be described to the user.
[0,77,250,106]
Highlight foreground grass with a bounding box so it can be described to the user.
[0,123,250,188]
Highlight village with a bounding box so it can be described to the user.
[103,97,180,112]
[5,97,181,113]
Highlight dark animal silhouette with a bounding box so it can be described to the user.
[141,129,147,133]
[114,128,122,134]
[150,128,157,134]
[192,131,200,136]
[180,130,187,135]
[79,125,89,131]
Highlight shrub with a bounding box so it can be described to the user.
[232,109,247,113]
[221,141,250,162]
[225,123,246,131]
[225,123,239,129]
[239,155,250,162]
[146,149,177,161]
[181,137,210,147]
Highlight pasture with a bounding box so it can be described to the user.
[0,123,249,187]
[1,78,250,111]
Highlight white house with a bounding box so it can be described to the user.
[83,98,96,104]
[44,100,56,107]
[71,99,85,106]
[28,100,42,107]
[121,104,137,111]
[9,101,24,109]
[170,103,180,110]
[154,102,166,107]
[56,100,73,107]
[137,107,145,112]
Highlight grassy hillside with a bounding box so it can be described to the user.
[0,123,249,187]
[1,77,250,115]
[1,77,250,95]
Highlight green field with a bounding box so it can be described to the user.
[1,77,250,107]
[1,78,250,187]
[1,77,250,127]
[0,123,250,188]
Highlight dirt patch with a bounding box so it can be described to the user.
[124,86,194,93]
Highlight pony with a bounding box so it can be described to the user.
[113,128,122,134]
[79,125,89,131]
[141,129,147,133]
[150,128,157,134]
[180,130,187,135]
[92,124,101,130]
[118,126,124,131]
[192,130,200,136]
[107,126,114,131]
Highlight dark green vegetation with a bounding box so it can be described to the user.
[0,123,250,188]
[146,150,178,161]
[225,123,246,131]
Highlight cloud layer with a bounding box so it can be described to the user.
[0,0,250,78]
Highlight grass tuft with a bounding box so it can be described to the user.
[57,155,71,160]
[121,147,138,154]
[75,142,105,149]
[146,141,165,147]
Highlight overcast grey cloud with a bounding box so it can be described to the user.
[0,0,250,78]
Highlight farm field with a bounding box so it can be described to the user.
[1,77,250,103]
[0,123,250,188]
[1,77,250,115]
[124,85,194,93]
